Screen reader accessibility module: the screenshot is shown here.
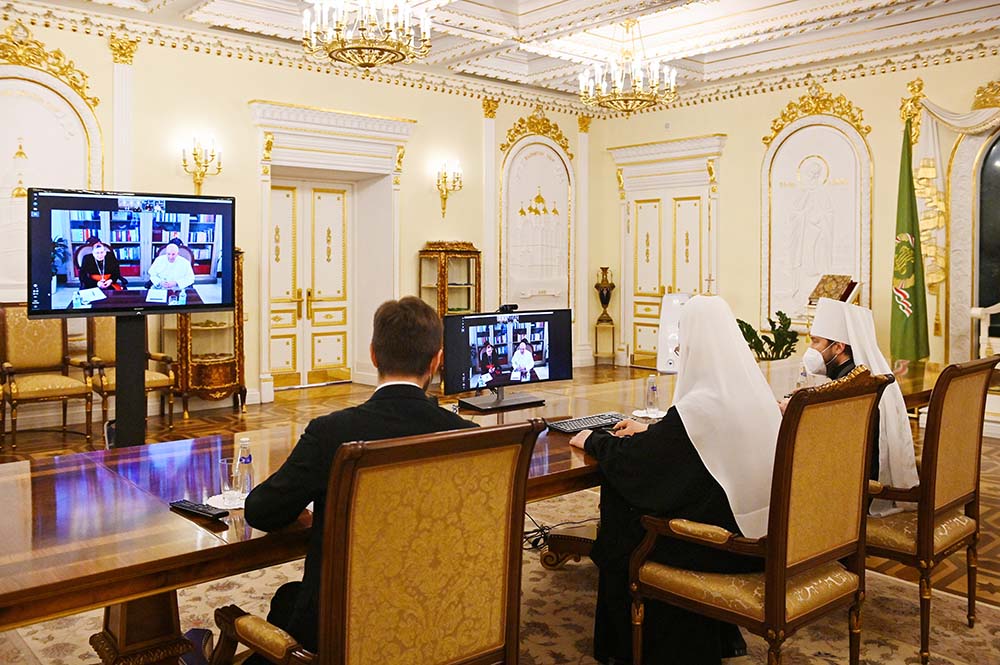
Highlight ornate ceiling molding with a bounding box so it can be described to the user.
[973,80,1000,110]
[762,80,870,145]
[500,106,572,159]
[0,19,99,107]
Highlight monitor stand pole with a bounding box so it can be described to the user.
[114,315,147,446]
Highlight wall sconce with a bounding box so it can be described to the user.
[436,162,463,218]
[182,136,222,195]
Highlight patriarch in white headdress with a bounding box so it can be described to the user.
[810,298,920,515]
[673,296,783,538]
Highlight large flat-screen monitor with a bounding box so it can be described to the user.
[442,309,573,411]
[27,188,235,318]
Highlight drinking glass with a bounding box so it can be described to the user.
[219,458,249,509]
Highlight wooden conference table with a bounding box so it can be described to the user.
[0,370,943,664]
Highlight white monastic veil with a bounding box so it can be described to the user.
[673,296,782,539]
[841,304,920,515]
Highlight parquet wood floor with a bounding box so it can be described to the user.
[1,364,996,610]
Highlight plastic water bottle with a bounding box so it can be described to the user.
[178,289,187,305]
[237,436,254,498]
[645,374,659,417]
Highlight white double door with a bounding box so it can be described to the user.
[268,181,352,388]
[628,189,713,368]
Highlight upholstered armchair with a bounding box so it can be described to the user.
[86,316,175,429]
[208,420,544,665]
[867,355,999,665]
[0,305,93,449]
[628,367,892,665]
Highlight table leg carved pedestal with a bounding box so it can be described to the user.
[540,522,598,570]
[89,592,192,665]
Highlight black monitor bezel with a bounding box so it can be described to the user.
[27,187,236,319]
[441,308,574,395]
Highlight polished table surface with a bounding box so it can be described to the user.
[0,367,940,635]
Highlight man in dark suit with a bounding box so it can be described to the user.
[244,296,476,657]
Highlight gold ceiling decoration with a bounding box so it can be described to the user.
[500,106,573,159]
[109,35,140,65]
[578,116,592,133]
[0,20,99,108]
[762,81,869,146]
[899,78,925,144]
[302,0,431,71]
[972,80,1000,110]
[482,98,499,119]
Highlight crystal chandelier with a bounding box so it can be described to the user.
[302,0,432,71]
[579,19,678,116]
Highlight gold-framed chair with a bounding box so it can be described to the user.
[628,367,892,665]
[867,355,1000,665]
[87,316,176,429]
[208,420,544,665]
[0,304,93,449]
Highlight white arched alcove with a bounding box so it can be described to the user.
[761,114,872,329]
[250,101,413,400]
[946,128,1000,363]
[0,64,104,302]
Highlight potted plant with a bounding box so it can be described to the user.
[737,311,799,361]
[51,236,70,291]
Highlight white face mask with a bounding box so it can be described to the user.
[803,341,837,376]
[803,348,828,376]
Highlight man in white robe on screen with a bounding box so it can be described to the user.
[148,241,195,290]
[808,298,920,515]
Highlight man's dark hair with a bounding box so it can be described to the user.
[371,296,442,377]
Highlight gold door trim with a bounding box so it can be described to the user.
[312,188,348,302]
[632,322,660,355]
[311,331,349,369]
[633,199,662,297]
[673,196,702,294]
[270,185,298,298]
[312,306,347,327]
[633,302,661,319]
[270,334,300,387]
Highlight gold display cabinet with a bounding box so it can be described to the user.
[418,241,482,317]
[161,248,246,417]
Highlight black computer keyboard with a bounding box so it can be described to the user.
[547,412,626,434]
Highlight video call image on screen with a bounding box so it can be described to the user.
[28,189,235,317]
[442,310,573,394]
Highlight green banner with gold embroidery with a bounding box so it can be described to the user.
[891,118,930,362]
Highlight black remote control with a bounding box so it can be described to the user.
[169,499,229,519]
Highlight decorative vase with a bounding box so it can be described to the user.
[595,267,615,324]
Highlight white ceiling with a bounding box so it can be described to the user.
[41,0,1000,103]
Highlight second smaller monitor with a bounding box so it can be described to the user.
[443,309,573,411]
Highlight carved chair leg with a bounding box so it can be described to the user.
[183,394,190,419]
[1,396,6,446]
[967,541,978,628]
[210,605,250,665]
[630,596,644,665]
[62,398,68,431]
[102,396,109,431]
[919,569,932,665]
[85,394,92,443]
[167,390,174,430]
[766,630,785,665]
[11,403,17,449]
[849,591,864,665]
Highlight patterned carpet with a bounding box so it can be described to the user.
[2,489,998,665]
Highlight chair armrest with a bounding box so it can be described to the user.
[641,516,767,557]
[89,355,108,369]
[0,361,11,381]
[66,356,90,369]
[869,482,920,502]
[148,351,173,364]
[212,605,314,665]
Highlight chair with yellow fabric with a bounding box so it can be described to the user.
[628,367,892,665]
[86,316,176,430]
[867,355,1000,665]
[0,304,93,449]
[208,420,544,665]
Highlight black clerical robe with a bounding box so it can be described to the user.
[584,407,762,665]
